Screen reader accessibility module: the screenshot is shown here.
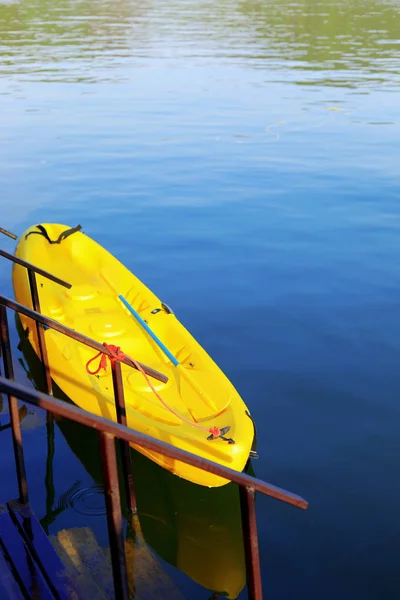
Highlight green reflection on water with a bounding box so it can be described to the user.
[0,0,399,86]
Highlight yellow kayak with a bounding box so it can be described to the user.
[12,223,255,487]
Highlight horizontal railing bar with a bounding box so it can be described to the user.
[0,295,168,384]
[0,377,308,510]
[0,227,17,240]
[0,248,72,289]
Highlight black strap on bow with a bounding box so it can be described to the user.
[25,224,82,244]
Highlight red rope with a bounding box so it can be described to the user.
[85,344,222,438]
[86,343,126,375]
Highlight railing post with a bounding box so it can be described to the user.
[240,486,263,600]
[27,269,53,395]
[111,360,137,514]
[99,431,129,600]
[45,413,55,529]
[0,305,29,504]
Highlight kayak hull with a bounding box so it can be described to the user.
[12,223,255,487]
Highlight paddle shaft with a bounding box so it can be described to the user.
[99,271,216,410]
[118,295,179,366]
[118,294,217,411]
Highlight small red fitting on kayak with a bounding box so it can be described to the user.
[86,343,126,375]
[208,426,221,438]
[207,425,235,444]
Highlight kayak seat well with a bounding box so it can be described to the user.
[89,313,127,339]
[65,284,99,302]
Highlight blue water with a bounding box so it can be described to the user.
[1,1,400,598]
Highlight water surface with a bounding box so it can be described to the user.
[1,1,400,598]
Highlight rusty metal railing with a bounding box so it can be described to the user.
[0,246,168,517]
[0,248,71,396]
[0,374,308,600]
[0,227,17,240]
[0,238,308,600]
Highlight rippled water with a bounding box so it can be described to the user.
[1,1,400,598]
[56,482,106,516]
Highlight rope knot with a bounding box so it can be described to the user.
[86,343,126,375]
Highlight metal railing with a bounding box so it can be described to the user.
[0,246,168,517]
[0,238,308,600]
